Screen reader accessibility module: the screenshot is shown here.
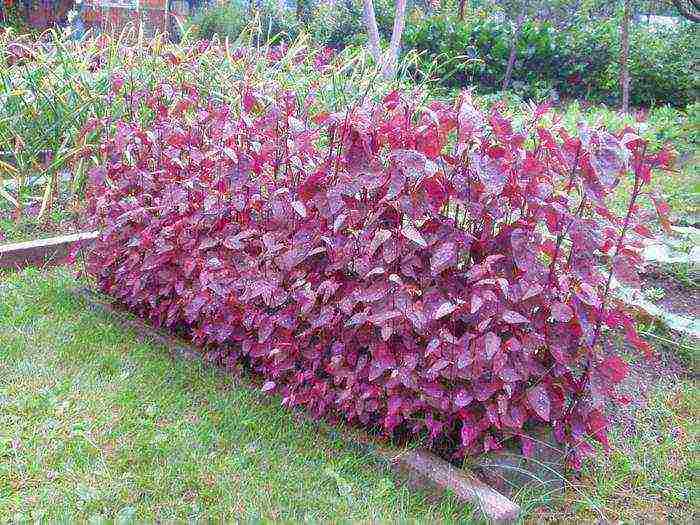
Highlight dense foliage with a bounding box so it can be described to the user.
[403,12,698,107]
[0,30,348,221]
[189,3,697,108]
[403,14,562,98]
[188,0,301,45]
[79,74,672,467]
[188,0,397,49]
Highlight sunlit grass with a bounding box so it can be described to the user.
[0,267,471,522]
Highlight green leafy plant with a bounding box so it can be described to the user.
[401,9,698,107]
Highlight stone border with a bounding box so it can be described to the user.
[0,231,98,270]
[72,286,521,523]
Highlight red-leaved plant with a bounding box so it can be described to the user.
[78,80,673,468]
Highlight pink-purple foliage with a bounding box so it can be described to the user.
[79,82,673,467]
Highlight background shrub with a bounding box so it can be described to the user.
[188,1,301,44]
[79,70,672,466]
[559,16,698,107]
[188,0,398,50]
[402,10,698,107]
[403,13,562,99]
[186,3,697,107]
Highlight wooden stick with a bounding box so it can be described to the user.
[390,449,521,523]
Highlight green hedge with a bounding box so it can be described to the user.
[187,1,301,44]
[402,13,698,107]
[188,0,396,49]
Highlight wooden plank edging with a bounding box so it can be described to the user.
[0,231,99,270]
[71,286,521,523]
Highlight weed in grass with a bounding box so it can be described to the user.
[643,286,666,302]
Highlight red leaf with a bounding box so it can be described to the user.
[527,385,550,421]
[598,356,628,384]
[551,302,574,323]
[82,80,655,465]
[651,193,672,234]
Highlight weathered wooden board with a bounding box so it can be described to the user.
[389,449,520,523]
[0,231,99,270]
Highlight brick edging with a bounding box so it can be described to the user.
[0,231,98,270]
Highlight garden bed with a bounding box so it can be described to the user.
[73,285,522,523]
[0,267,696,522]
[2,21,697,522]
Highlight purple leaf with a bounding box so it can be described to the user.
[461,422,478,446]
[291,200,307,218]
[454,390,473,408]
[370,229,392,256]
[551,302,574,323]
[527,385,550,421]
[434,301,458,320]
[430,241,457,275]
[401,225,427,248]
[483,332,500,359]
[502,310,529,324]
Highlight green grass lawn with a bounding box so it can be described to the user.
[0,267,472,522]
[533,352,698,522]
[1,267,697,522]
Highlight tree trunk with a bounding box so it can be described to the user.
[502,7,527,92]
[362,0,407,80]
[620,0,631,113]
[381,0,407,79]
[362,0,382,64]
[458,0,467,20]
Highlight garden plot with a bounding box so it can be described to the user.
[1,26,698,524]
[1,267,696,522]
